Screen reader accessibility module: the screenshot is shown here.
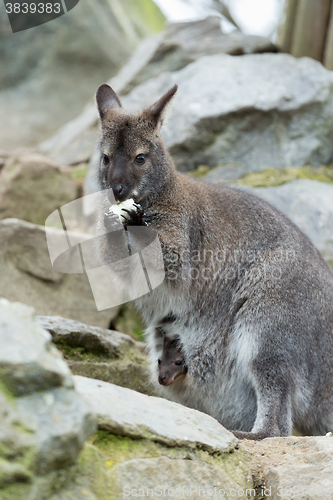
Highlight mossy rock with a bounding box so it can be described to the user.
[237,165,333,188]
[74,433,253,500]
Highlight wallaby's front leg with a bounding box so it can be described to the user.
[232,362,293,441]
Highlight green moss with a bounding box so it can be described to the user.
[0,380,15,403]
[56,340,146,365]
[111,305,146,341]
[11,421,34,436]
[0,458,32,488]
[54,343,108,362]
[125,0,166,34]
[68,360,154,396]
[69,164,89,181]
[188,165,211,179]
[75,444,108,500]
[238,165,333,188]
[90,431,242,468]
[0,482,30,500]
[91,432,163,463]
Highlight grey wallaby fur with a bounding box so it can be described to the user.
[95,83,333,440]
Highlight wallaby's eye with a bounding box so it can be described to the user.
[158,359,161,365]
[135,154,146,165]
[175,360,183,366]
[102,154,110,166]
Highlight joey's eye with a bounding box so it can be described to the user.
[175,360,183,366]
[135,154,146,165]
[102,154,110,166]
[158,359,161,365]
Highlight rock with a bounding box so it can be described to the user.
[0,153,78,225]
[121,53,333,172]
[37,315,141,357]
[39,17,276,167]
[74,375,237,453]
[37,315,152,395]
[110,456,250,498]
[46,52,333,185]
[0,298,96,499]
[241,435,333,500]
[237,180,333,269]
[70,376,253,497]
[0,218,118,328]
[119,16,277,95]
[0,299,73,396]
[0,0,165,149]
[15,388,96,474]
[48,484,98,500]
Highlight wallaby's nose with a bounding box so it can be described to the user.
[111,183,124,200]
[159,375,166,385]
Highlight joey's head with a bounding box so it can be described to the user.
[96,83,178,205]
[158,336,187,387]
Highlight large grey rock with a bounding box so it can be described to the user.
[74,375,238,454]
[39,17,276,167]
[0,298,96,499]
[119,16,277,95]
[0,299,72,396]
[0,218,118,328]
[0,0,164,149]
[37,315,152,395]
[0,153,77,225]
[241,436,333,500]
[237,180,333,269]
[15,388,96,474]
[37,315,142,358]
[122,53,333,172]
[46,52,333,185]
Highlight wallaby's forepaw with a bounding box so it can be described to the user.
[121,203,146,227]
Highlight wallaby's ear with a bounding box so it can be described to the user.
[143,84,178,129]
[96,84,122,120]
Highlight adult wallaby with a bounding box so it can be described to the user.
[95,83,333,440]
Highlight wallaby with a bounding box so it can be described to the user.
[95,83,333,440]
[157,329,187,386]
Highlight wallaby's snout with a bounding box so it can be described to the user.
[111,183,124,201]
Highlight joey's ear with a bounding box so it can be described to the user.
[96,84,122,120]
[143,84,178,129]
[163,334,171,350]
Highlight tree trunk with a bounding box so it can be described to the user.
[291,0,331,61]
[324,3,333,69]
[277,0,299,53]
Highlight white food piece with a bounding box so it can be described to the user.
[108,198,137,222]
[326,432,333,437]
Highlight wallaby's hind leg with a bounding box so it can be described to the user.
[232,363,293,441]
